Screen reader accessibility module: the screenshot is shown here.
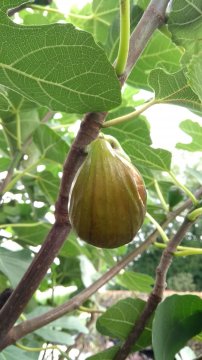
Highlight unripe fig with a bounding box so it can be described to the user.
[68,136,147,248]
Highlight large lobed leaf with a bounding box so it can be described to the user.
[168,0,202,59]
[149,69,202,115]
[67,0,119,45]
[188,52,202,102]
[0,0,121,113]
[128,29,182,90]
[104,107,171,173]
[168,1,202,101]
[0,247,32,287]
[116,271,154,293]
[176,120,202,152]
[152,295,202,360]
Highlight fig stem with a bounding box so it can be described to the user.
[16,342,68,358]
[115,0,130,76]
[146,212,169,243]
[79,306,104,314]
[154,179,169,213]
[102,98,155,128]
[174,249,202,256]
[187,207,202,221]
[0,221,43,229]
[169,171,198,206]
[154,242,202,256]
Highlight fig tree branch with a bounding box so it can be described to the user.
[113,218,197,360]
[0,112,106,341]
[124,0,170,80]
[0,0,171,345]
[1,187,202,349]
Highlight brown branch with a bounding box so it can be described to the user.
[0,112,105,342]
[124,0,170,80]
[1,186,202,350]
[113,218,195,360]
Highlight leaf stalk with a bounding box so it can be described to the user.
[103,99,155,128]
[115,0,130,76]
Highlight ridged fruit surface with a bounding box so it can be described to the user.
[68,136,147,248]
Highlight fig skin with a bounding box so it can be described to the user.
[68,136,147,248]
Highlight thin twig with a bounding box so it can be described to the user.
[113,218,195,360]
[1,187,201,349]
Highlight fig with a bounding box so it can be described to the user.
[68,136,147,248]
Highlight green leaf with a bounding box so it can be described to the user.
[52,315,88,334]
[33,124,69,163]
[35,327,74,345]
[22,6,65,25]
[36,170,60,204]
[0,247,32,287]
[116,271,154,293]
[149,69,202,114]
[104,108,171,172]
[0,86,11,112]
[146,204,166,223]
[87,346,120,360]
[0,87,37,118]
[68,0,119,45]
[27,306,88,338]
[167,186,184,209]
[137,166,154,188]
[0,88,40,155]
[0,128,9,156]
[186,168,202,184]
[124,140,172,171]
[168,0,202,59]
[0,346,32,360]
[14,222,51,246]
[0,157,11,172]
[128,29,182,90]
[60,233,92,258]
[0,1,121,113]
[187,52,202,101]
[153,295,202,360]
[176,120,202,152]
[104,108,152,145]
[2,108,40,155]
[97,298,152,351]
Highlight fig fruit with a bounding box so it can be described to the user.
[68,136,147,248]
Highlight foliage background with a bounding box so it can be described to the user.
[0,0,202,359]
